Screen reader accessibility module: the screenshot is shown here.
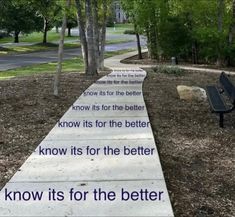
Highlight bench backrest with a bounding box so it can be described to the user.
[220,72,235,104]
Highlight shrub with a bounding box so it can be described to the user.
[123,29,136,35]
[0,31,9,39]
[153,65,185,76]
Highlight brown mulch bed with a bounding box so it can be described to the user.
[0,69,234,216]
[143,69,235,217]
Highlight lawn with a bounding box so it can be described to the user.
[104,23,134,34]
[0,31,78,44]
[0,24,134,44]
[0,49,135,80]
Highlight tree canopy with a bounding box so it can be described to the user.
[0,0,43,43]
[121,0,235,66]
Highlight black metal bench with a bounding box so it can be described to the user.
[206,72,235,127]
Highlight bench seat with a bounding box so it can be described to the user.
[206,72,235,127]
[206,86,227,112]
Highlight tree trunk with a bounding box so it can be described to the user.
[230,0,235,44]
[14,31,20,43]
[216,0,224,66]
[136,33,142,59]
[68,27,72,37]
[43,18,49,44]
[227,0,235,66]
[99,0,108,70]
[192,40,198,64]
[148,22,158,59]
[218,0,224,32]
[134,23,142,59]
[76,0,89,74]
[56,26,59,33]
[54,0,70,96]
[146,28,151,58]
[146,6,159,60]
[93,0,100,70]
[86,0,97,75]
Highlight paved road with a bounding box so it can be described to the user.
[0,41,145,71]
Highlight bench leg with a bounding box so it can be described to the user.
[219,113,224,128]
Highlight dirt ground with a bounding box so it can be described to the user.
[0,69,234,217]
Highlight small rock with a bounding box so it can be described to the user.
[177,85,207,101]
[0,134,4,144]
[0,165,6,172]
[24,100,37,106]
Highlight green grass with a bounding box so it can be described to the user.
[0,24,134,44]
[0,58,84,79]
[107,23,134,34]
[0,31,78,44]
[0,49,135,80]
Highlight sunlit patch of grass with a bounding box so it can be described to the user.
[105,49,135,58]
[0,76,16,80]
[0,51,8,54]
[0,31,78,44]
[0,57,85,79]
[107,23,134,34]
[106,39,134,44]
[0,25,134,44]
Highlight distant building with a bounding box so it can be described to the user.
[113,0,127,23]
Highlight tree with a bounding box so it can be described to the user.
[159,16,191,59]
[216,0,225,65]
[54,0,71,96]
[137,0,159,59]
[99,0,109,70]
[121,0,142,59]
[76,0,89,74]
[54,5,78,37]
[75,0,111,75]
[67,16,77,37]
[31,0,61,44]
[86,0,97,75]
[227,0,235,65]
[0,0,42,43]
[121,0,165,60]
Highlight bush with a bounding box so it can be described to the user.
[123,29,136,35]
[0,31,9,39]
[153,65,185,76]
[106,14,115,27]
